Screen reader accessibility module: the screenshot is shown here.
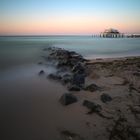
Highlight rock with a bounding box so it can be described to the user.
[72,73,85,87]
[38,70,45,75]
[83,100,102,113]
[61,74,72,84]
[60,93,78,105]
[72,63,85,74]
[100,93,112,103]
[42,47,87,88]
[68,85,81,91]
[47,73,62,80]
[48,48,85,69]
[57,59,69,67]
[84,83,100,92]
[57,58,78,68]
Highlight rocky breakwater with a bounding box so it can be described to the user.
[39,47,107,118]
[40,47,102,107]
[43,47,88,91]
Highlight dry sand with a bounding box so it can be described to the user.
[60,56,140,140]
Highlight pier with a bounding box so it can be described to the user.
[92,28,140,38]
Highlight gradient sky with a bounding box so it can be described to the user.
[0,0,140,35]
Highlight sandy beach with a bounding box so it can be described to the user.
[0,44,140,140]
[0,43,140,140]
[36,47,140,140]
[1,0,140,139]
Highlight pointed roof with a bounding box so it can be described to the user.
[104,28,119,34]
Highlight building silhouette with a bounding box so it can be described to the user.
[100,28,124,38]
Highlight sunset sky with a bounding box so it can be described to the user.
[0,0,140,35]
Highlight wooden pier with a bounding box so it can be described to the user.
[93,28,140,38]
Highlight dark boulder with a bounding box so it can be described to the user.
[57,58,78,68]
[72,73,85,87]
[38,70,45,75]
[52,49,70,60]
[47,73,62,80]
[83,100,102,113]
[72,63,85,74]
[100,93,112,103]
[60,93,78,105]
[68,85,81,91]
[61,74,72,84]
[57,59,69,67]
[84,83,100,92]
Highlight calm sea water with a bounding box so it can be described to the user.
[0,36,140,69]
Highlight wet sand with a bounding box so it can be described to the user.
[1,47,140,140]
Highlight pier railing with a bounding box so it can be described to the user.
[92,34,140,38]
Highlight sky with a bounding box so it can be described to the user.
[0,0,140,35]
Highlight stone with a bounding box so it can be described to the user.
[72,73,85,87]
[72,63,85,74]
[83,100,102,113]
[100,93,112,103]
[84,84,100,92]
[61,74,72,84]
[47,73,62,80]
[60,93,78,105]
[38,70,45,75]
[57,59,69,67]
[68,85,81,91]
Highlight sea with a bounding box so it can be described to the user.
[0,36,140,69]
[0,36,140,140]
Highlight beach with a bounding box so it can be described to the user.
[1,0,140,139]
[37,47,140,140]
[0,37,140,140]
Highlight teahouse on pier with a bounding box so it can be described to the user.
[100,28,124,38]
[95,28,140,38]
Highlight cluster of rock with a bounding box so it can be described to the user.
[40,47,96,91]
[39,47,113,113]
[47,47,87,88]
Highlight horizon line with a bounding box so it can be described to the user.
[1,33,140,37]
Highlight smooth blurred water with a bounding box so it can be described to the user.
[0,36,140,140]
[0,36,140,69]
